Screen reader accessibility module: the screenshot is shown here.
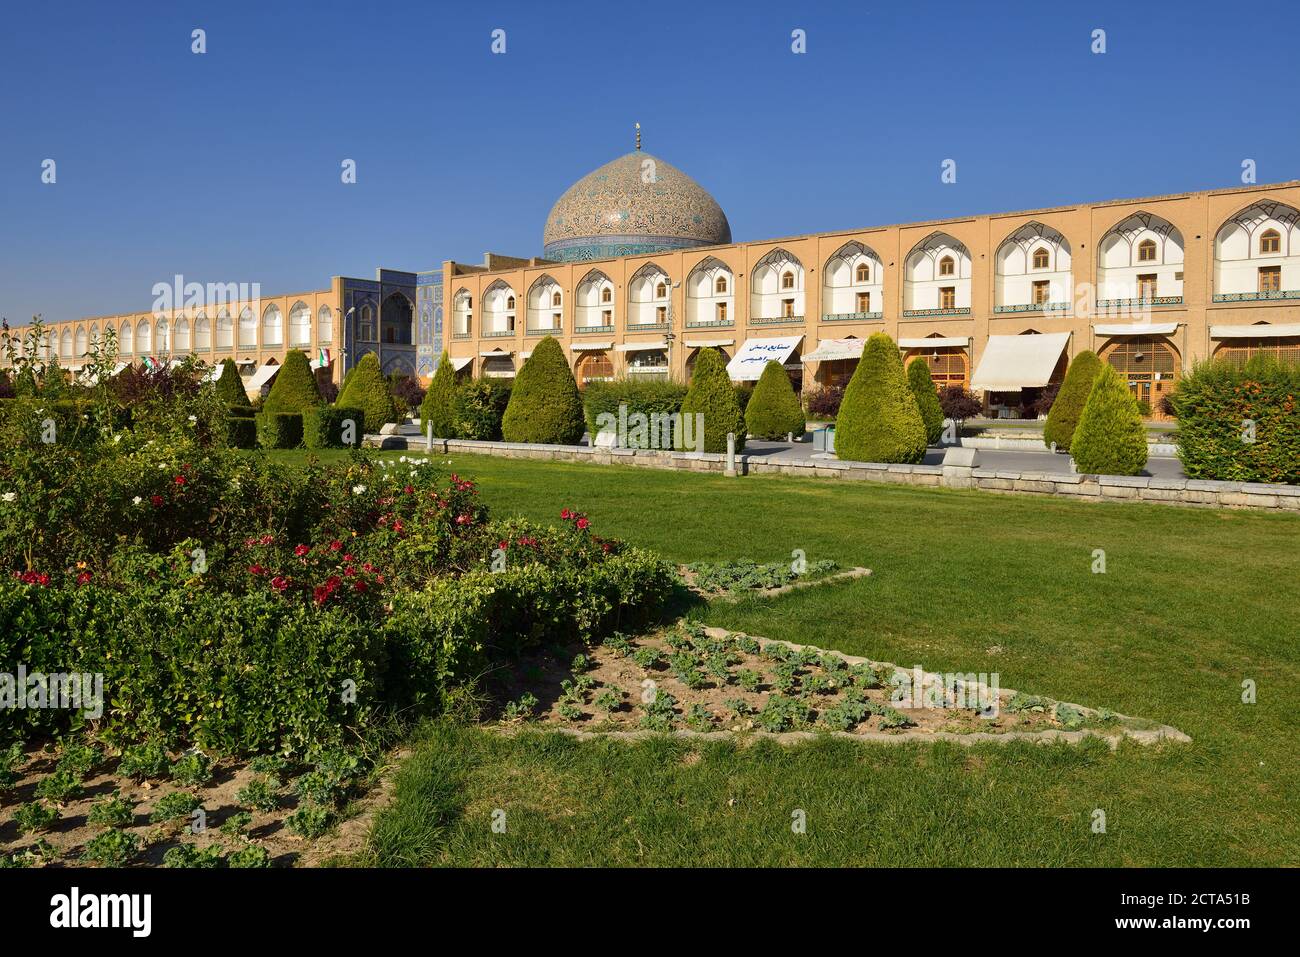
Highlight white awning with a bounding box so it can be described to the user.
[802,338,865,363]
[726,335,804,381]
[898,336,971,349]
[970,332,1070,393]
[570,341,613,351]
[616,341,667,352]
[167,358,185,369]
[248,363,281,390]
[237,357,256,366]
[1210,323,1300,339]
[684,338,734,348]
[111,361,130,376]
[202,363,225,382]
[1094,322,1179,337]
[451,355,474,371]
[309,358,326,370]
[480,349,513,357]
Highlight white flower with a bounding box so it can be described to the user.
[113,435,122,443]
[1,492,15,503]
[132,496,143,506]
[187,415,197,424]
[399,455,408,463]
[352,484,367,495]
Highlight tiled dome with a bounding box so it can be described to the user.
[542,151,731,262]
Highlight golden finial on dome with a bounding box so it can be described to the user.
[635,122,641,151]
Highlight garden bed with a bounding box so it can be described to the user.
[677,559,870,599]
[493,623,1190,748]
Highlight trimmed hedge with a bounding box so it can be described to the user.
[906,358,945,445]
[583,378,688,448]
[214,358,247,406]
[1170,356,1300,484]
[679,347,745,453]
[834,333,927,464]
[1070,365,1148,476]
[228,404,256,419]
[257,412,304,449]
[745,360,805,439]
[420,352,459,439]
[452,378,512,440]
[262,349,322,417]
[225,417,257,448]
[337,353,397,430]
[304,406,365,449]
[1043,350,1102,451]
[501,336,586,445]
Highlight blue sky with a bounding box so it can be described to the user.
[2,0,1297,325]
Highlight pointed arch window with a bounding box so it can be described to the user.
[1137,239,1157,262]
[715,276,728,294]
[551,291,562,307]
[781,270,795,290]
[938,256,955,277]
[600,287,612,303]
[855,263,870,283]
[656,281,668,298]
[1032,247,1050,269]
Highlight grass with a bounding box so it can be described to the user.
[270,449,1300,866]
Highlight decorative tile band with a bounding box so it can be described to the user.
[573,324,615,334]
[1095,296,1183,308]
[626,322,672,332]
[482,329,516,338]
[750,315,806,325]
[821,312,884,321]
[452,332,471,340]
[1212,290,1300,303]
[685,320,734,329]
[902,307,972,318]
[993,302,1070,314]
[526,326,563,336]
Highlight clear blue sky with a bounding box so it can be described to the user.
[2,0,1297,325]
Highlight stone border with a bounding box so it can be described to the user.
[499,628,1191,750]
[368,435,1300,512]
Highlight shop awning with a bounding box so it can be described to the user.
[1210,323,1300,339]
[970,332,1069,393]
[451,355,474,371]
[616,341,667,352]
[1093,322,1179,337]
[726,335,804,381]
[898,336,971,349]
[237,357,256,366]
[479,349,513,357]
[684,338,734,348]
[802,338,865,363]
[570,342,613,351]
[247,363,281,391]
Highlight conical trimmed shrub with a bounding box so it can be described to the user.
[906,357,945,446]
[1043,350,1102,451]
[261,350,321,416]
[745,360,805,439]
[214,357,247,406]
[337,352,397,428]
[679,347,745,453]
[420,351,460,438]
[834,333,927,464]
[1070,364,1148,476]
[501,336,585,444]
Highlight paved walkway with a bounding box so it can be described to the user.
[742,437,1187,479]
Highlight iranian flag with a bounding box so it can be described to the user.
[142,356,159,372]
[317,347,331,367]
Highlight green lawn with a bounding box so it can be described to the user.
[277,449,1300,866]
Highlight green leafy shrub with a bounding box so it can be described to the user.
[163,843,224,868]
[257,412,303,449]
[214,358,247,406]
[678,347,745,453]
[220,811,253,836]
[303,406,364,449]
[170,751,214,787]
[150,790,203,823]
[1171,356,1300,484]
[35,767,83,802]
[87,792,135,828]
[227,844,271,868]
[583,378,689,447]
[452,378,512,440]
[420,352,460,439]
[81,829,140,867]
[13,800,58,834]
[1071,364,1149,476]
[834,333,927,464]
[287,804,333,838]
[261,350,321,417]
[1042,350,1102,451]
[56,740,102,776]
[337,353,397,429]
[225,417,257,449]
[501,336,585,444]
[118,741,170,781]
[0,742,22,790]
[744,360,805,439]
[906,358,945,445]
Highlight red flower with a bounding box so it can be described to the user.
[560,508,571,520]
[294,544,310,557]
[353,580,368,593]
[343,553,353,562]
[76,571,92,585]
[259,534,273,545]
[173,475,186,486]
[270,576,289,592]
[455,514,471,526]
[404,485,414,495]
[150,494,164,507]
[329,540,342,552]
[313,585,329,605]
[362,562,375,573]
[498,540,509,550]
[248,563,265,575]
[576,517,590,530]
